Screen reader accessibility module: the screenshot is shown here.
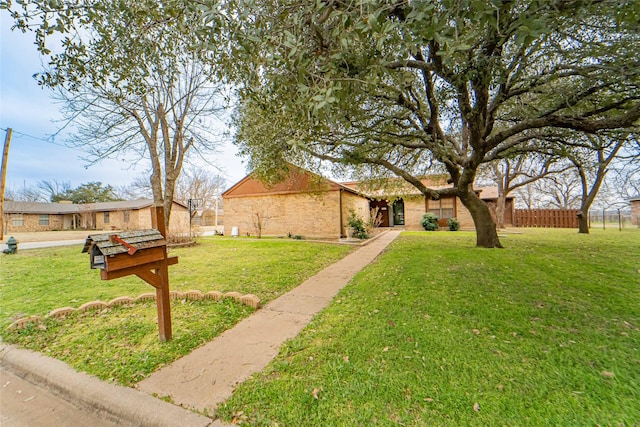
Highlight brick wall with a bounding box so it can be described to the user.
[342,191,371,236]
[4,213,66,232]
[91,205,189,234]
[401,196,475,230]
[225,190,346,239]
[455,200,475,229]
[632,200,640,226]
[403,197,426,231]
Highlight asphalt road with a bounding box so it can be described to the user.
[0,368,119,427]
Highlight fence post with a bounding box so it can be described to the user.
[618,209,622,231]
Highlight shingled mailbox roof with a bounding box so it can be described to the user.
[83,229,166,255]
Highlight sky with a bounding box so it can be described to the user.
[0,13,248,197]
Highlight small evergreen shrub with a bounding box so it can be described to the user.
[347,209,369,239]
[421,213,439,231]
[447,217,460,231]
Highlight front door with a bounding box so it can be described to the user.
[393,199,405,226]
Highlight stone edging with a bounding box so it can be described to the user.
[7,290,261,331]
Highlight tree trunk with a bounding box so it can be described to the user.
[495,193,507,229]
[577,190,595,235]
[577,211,589,234]
[458,189,504,248]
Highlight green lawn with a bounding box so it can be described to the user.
[0,237,353,329]
[216,229,640,426]
[0,237,353,384]
[2,229,638,424]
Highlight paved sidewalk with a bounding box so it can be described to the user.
[137,230,401,415]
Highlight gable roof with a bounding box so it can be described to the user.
[223,165,366,199]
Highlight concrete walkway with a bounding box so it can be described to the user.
[137,230,401,415]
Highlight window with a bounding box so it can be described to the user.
[104,212,110,224]
[39,214,50,226]
[12,214,24,226]
[428,198,455,219]
[123,210,130,223]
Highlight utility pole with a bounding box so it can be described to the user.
[0,128,13,241]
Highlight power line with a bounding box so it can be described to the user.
[0,127,67,147]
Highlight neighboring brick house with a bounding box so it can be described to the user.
[631,197,640,226]
[4,199,189,234]
[223,167,513,239]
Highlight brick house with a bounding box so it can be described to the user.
[222,167,370,239]
[4,199,189,234]
[631,196,640,226]
[223,167,513,239]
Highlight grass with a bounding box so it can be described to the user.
[9,300,253,385]
[0,236,353,385]
[216,228,640,426]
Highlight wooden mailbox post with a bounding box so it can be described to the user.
[83,206,177,341]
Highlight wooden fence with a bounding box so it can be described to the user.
[514,209,579,228]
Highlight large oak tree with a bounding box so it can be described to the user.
[225,0,640,247]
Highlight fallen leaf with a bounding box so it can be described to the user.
[497,384,504,391]
[424,397,434,402]
[382,346,390,352]
[472,329,480,335]
[230,410,246,424]
[601,370,615,378]
[388,320,396,327]
[473,402,480,412]
[311,388,321,399]
[342,355,349,363]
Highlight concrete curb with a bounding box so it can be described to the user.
[0,344,214,427]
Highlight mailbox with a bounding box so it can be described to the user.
[83,229,167,272]
[82,207,177,342]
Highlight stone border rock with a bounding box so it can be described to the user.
[7,290,261,331]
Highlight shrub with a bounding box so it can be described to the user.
[369,207,383,229]
[421,213,439,231]
[347,209,369,239]
[447,217,460,231]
